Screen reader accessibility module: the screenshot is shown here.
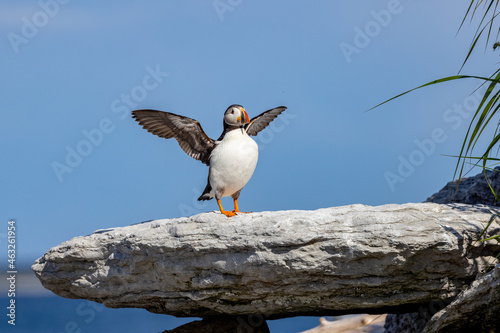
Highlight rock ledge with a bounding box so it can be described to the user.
[33,203,500,319]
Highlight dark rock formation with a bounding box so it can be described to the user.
[386,167,500,333]
[161,315,270,333]
[426,166,500,205]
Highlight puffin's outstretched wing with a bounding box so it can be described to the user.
[245,106,287,136]
[132,109,215,165]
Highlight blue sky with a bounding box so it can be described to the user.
[1,1,499,267]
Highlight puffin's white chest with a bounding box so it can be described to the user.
[209,129,258,198]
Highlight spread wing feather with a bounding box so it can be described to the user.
[245,106,287,136]
[132,109,215,165]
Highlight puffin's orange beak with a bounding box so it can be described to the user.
[238,108,250,125]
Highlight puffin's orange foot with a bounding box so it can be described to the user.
[222,210,237,217]
[232,198,251,214]
[217,199,236,217]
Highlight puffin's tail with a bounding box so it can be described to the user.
[198,182,214,201]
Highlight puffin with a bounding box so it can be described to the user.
[131,105,287,217]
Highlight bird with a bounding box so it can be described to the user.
[131,104,287,217]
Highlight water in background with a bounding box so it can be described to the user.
[0,271,322,332]
[0,296,323,333]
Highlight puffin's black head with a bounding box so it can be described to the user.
[224,104,250,127]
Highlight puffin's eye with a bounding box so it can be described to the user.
[231,110,234,114]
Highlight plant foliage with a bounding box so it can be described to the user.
[372,1,500,243]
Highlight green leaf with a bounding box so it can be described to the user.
[366,75,500,112]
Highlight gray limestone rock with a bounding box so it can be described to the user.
[423,264,500,332]
[32,203,500,319]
